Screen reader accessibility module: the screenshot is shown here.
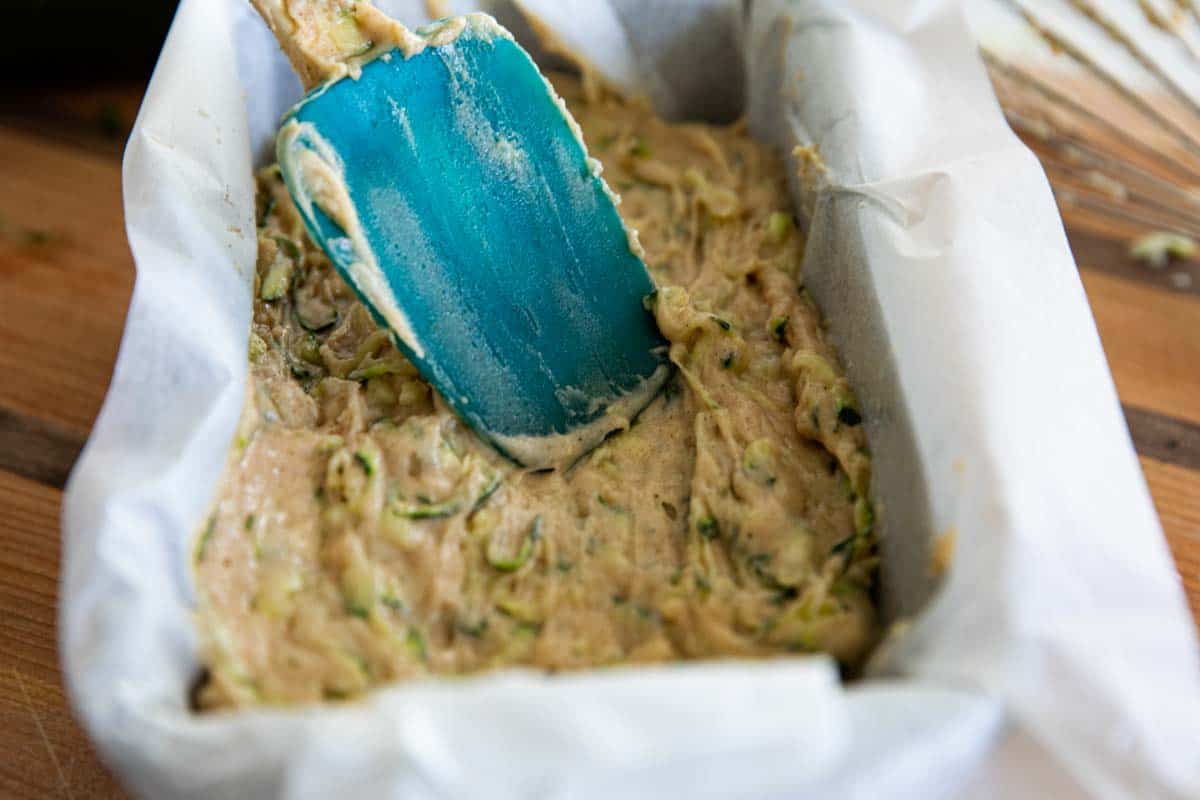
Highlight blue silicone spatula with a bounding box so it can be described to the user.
[254,6,670,470]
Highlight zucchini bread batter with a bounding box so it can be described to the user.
[195,73,878,708]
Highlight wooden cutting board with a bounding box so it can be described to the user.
[0,78,1196,798]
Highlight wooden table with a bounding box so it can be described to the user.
[1,81,1197,799]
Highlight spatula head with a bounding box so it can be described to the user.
[276,16,669,470]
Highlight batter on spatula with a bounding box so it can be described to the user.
[253,1,672,469]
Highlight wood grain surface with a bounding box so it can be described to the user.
[1,76,1198,797]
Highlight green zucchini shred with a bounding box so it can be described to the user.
[772,585,800,605]
[854,497,874,536]
[742,439,776,486]
[514,620,543,636]
[596,494,627,514]
[259,259,292,301]
[333,10,374,56]
[766,211,793,243]
[769,315,789,343]
[194,515,217,564]
[353,449,377,476]
[747,552,771,569]
[271,236,300,259]
[405,627,427,661]
[471,474,503,512]
[634,604,658,621]
[456,617,489,639]
[392,497,462,519]
[291,335,319,367]
[487,516,542,572]
[390,466,499,520]
[348,360,407,381]
[257,196,277,228]
[248,333,268,363]
[287,353,321,380]
[495,597,538,622]
[830,534,855,558]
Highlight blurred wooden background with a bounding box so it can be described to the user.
[0,3,1198,797]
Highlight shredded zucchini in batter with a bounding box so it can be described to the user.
[194,73,878,708]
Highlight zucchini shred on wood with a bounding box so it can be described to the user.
[192,72,879,709]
